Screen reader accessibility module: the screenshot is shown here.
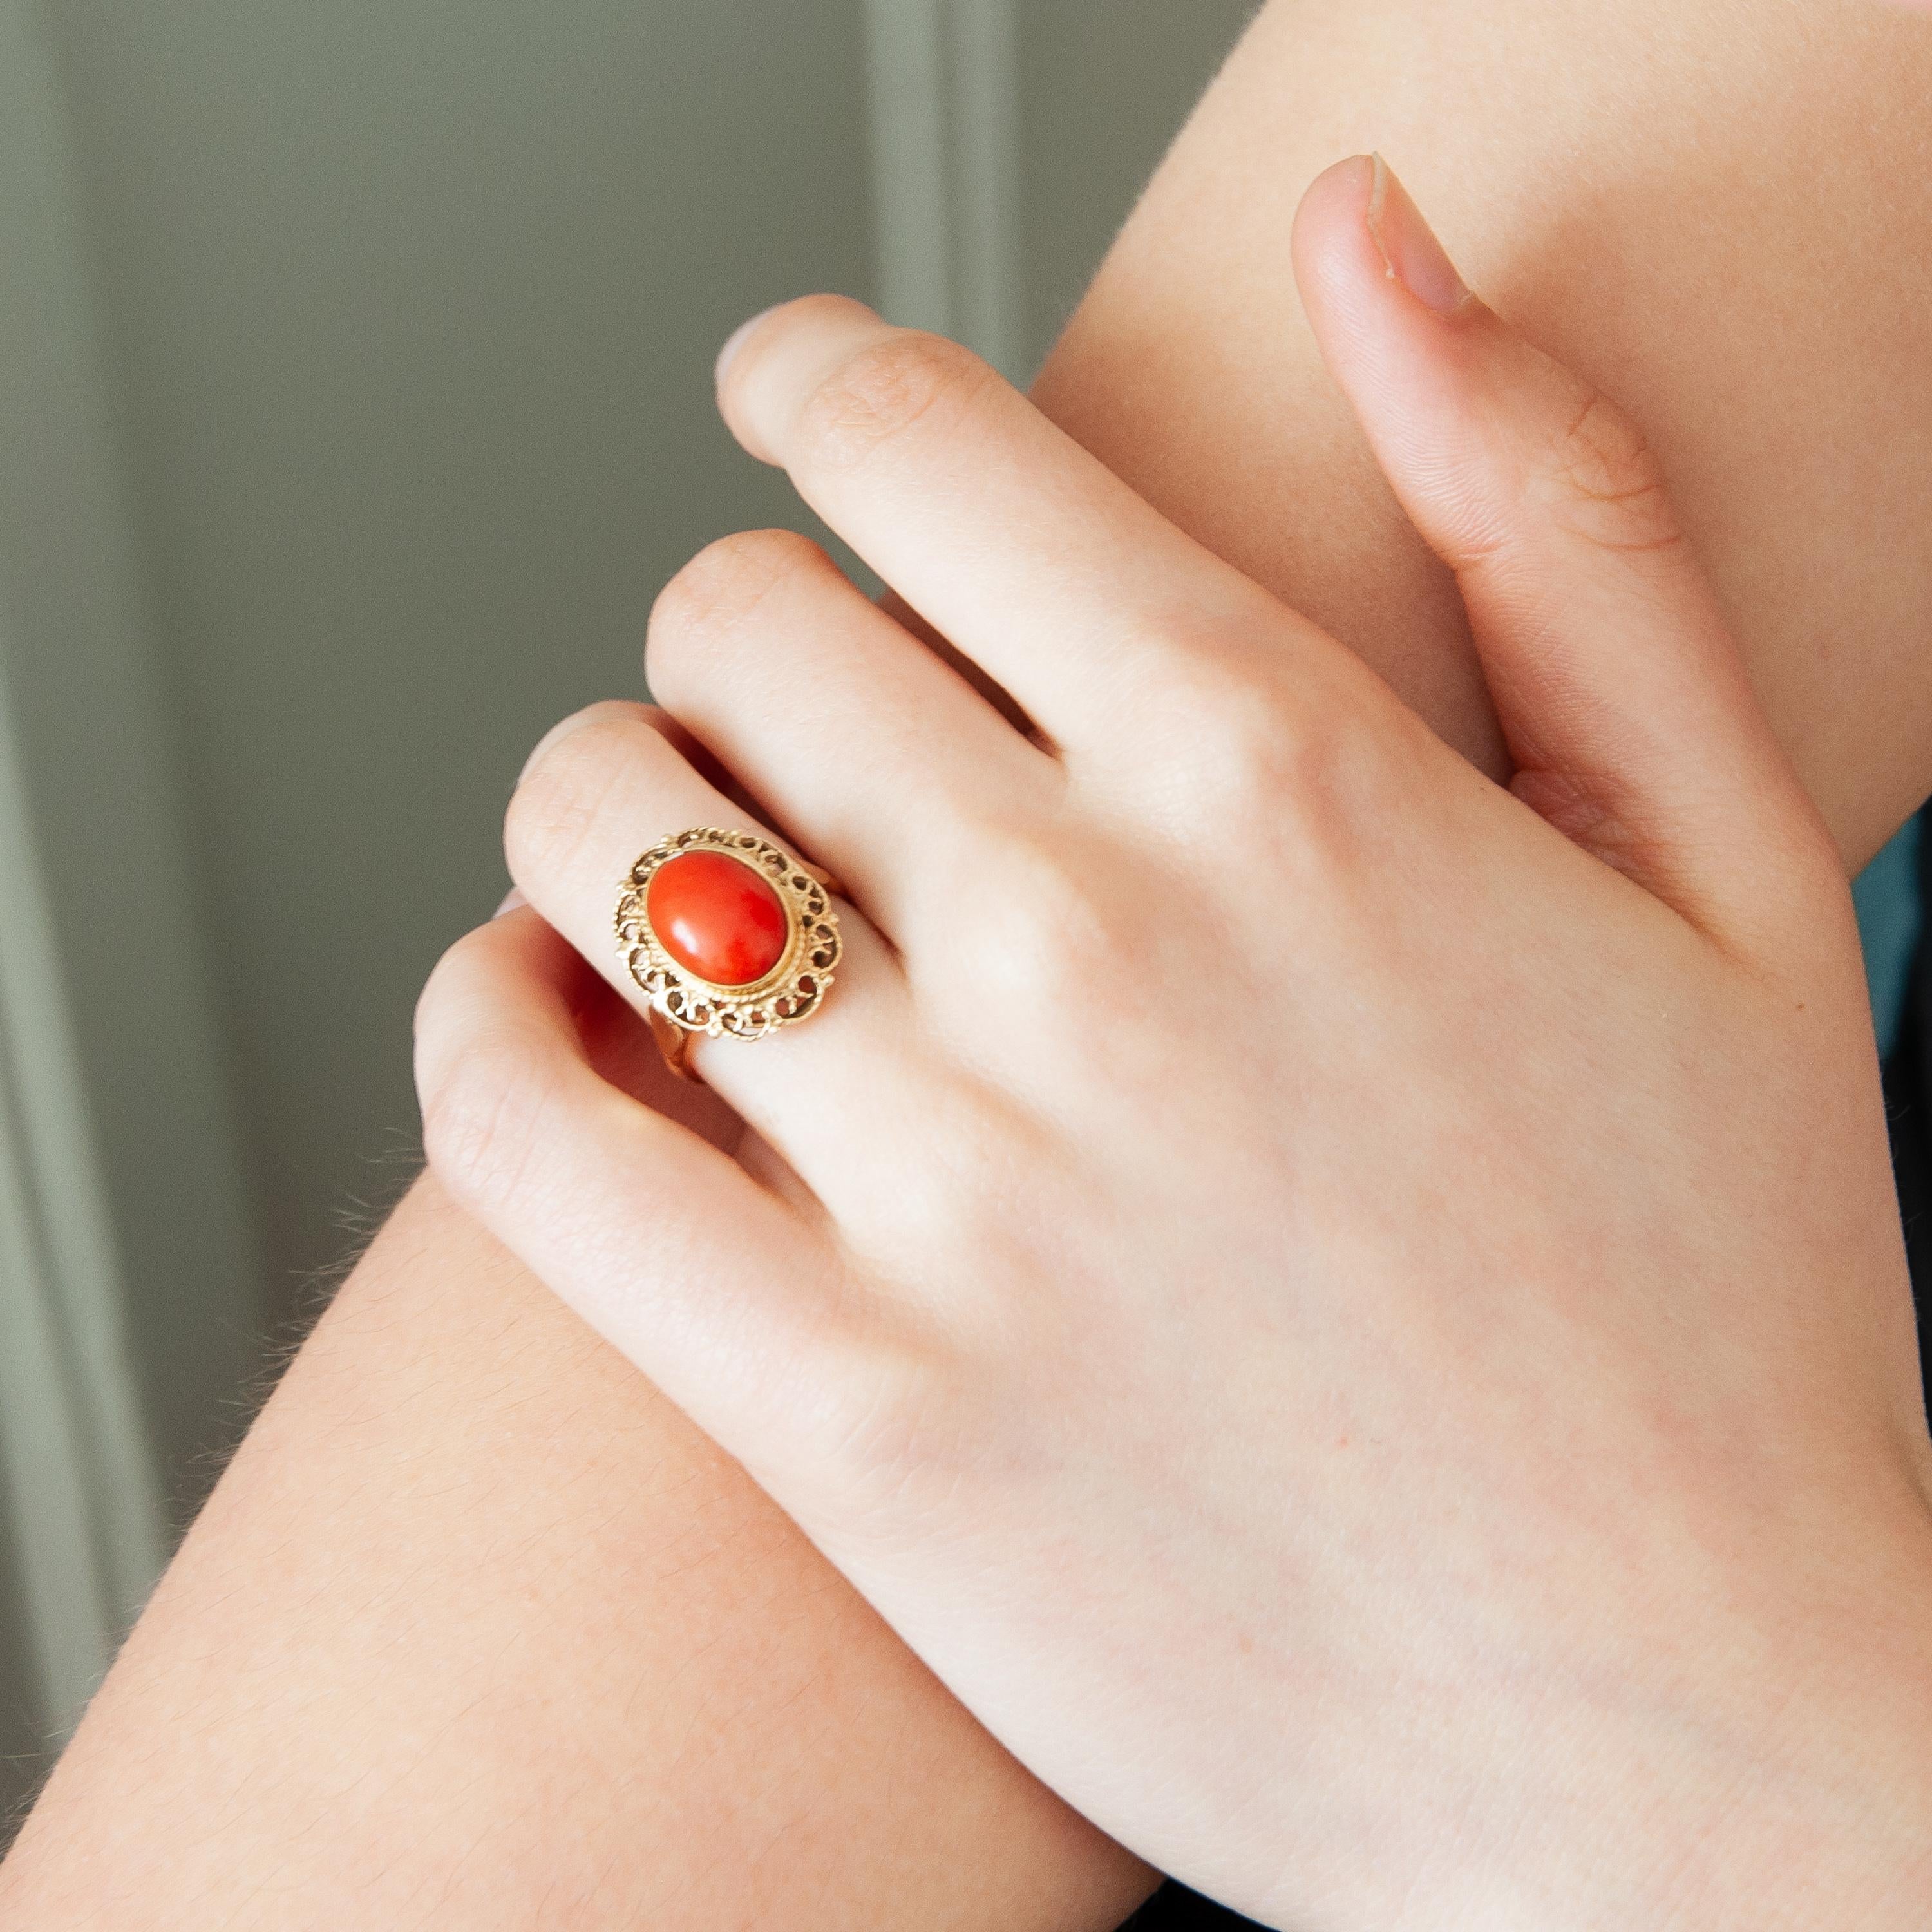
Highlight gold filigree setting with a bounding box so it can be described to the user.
[616,827,841,1044]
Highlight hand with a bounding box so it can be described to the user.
[414,157,1932,1927]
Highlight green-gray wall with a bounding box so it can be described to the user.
[2,0,1252,1830]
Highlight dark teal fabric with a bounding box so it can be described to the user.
[1855,816,1923,1059]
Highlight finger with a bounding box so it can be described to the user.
[540,893,748,1154]
[712,295,1343,753]
[506,699,922,1202]
[645,527,1054,945]
[413,904,848,1447]
[876,589,1038,742]
[561,893,824,1224]
[1291,155,1836,941]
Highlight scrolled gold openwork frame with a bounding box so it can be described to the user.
[616,828,842,1075]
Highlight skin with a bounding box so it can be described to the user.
[416,164,1932,1928]
[7,3,1932,1924]
[1038,0,1932,871]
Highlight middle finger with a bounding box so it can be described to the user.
[714,296,1338,753]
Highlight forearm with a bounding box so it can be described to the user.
[1039,0,1932,869]
[0,1176,1144,1928]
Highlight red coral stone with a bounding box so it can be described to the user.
[647,849,790,987]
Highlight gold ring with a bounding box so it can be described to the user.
[616,827,843,1082]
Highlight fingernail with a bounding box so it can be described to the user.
[493,887,526,920]
[1366,154,1470,316]
[715,304,782,387]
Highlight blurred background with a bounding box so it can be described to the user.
[0,0,1258,1823]
[0,0,1920,1834]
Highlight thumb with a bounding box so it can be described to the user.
[1291,153,1831,944]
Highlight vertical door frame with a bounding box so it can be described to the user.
[0,0,255,1739]
[864,0,1025,379]
[0,655,155,1728]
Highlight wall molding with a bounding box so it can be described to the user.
[0,643,157,1728]
[0,0,257,1743]
[864,0,1024,379]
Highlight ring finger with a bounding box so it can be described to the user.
[505,699,921,1202]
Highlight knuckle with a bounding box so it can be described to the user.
[811,1341,964,1515]
[1173,655,1294,784]
[420,1048,549,1209]
[413,922,484,1037]
[505,708,639,886]
[805,1259,1039,1532]
[415,965,556,1208]
[811,1255,1092,1540]
[646,527,829,695]
[965,830,1136,1018]
[1165,652,1393,846]
[794,329,993,475]
[1533,388,1683,556]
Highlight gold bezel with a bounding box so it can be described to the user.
[616,827,840,1041]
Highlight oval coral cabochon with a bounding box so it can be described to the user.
[645,848,790,987]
